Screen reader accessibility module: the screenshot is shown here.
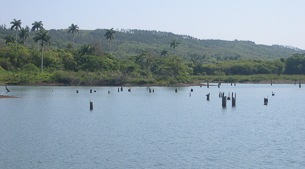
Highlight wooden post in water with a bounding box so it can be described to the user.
[271,79,273,86]
[121,86,123,92]
[175,88,178,93]
[299,80,301,88]
[207,81,209,88]
[90,100,93,111]
[222,95,227,108]
[90,89,92,93]
[232,92,236,107]
[264,97,268,105]
[206,93,210,101]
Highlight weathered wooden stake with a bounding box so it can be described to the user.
[271,79,273,86]
[175,88,178,93]
[90,100,93,110]
[232,92,236,107]
[299,80,301,88]
[121,86,123,92]
[206,93,210,101]
[90,89,92,93]
[264,98,268,105]
[207,81,209,88]
[222,95,227,108]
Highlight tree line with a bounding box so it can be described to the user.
[1,19,305,85]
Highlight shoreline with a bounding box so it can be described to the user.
[0,95,18,98]
[2,79,299,87]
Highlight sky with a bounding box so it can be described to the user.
[1,0,305,49]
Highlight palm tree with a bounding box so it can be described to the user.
[4,35,15,44]
[33,30,51,72]
[68,23,79,43]
[170,40,180,55]
[104,28,116,54]
[31,21,44,50]
[31,21,44,32]
[10,19,22,48]
[19,26,30,45]
[161,50,168,57]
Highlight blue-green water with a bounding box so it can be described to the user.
[1,84,305,169]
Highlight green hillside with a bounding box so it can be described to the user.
[1,26,303,62]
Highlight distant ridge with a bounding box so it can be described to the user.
[1,27,304,60]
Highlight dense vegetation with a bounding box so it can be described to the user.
[1,20,305,86]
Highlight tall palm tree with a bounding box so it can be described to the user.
[31,21,44,50]
[33,30,51,72]
[19,26,30,45]
[68,23,79,43]
[10,19,22,48]
[170,40,180,55]
[31,21,44,32]
[104,28,116,54]
[4,35,15,44]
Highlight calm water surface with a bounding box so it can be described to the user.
[0,84,305,169]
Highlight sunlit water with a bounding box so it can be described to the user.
[1,84,305,169]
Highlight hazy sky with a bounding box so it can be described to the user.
[1,0,305,49]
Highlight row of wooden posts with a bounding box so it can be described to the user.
[87,79,302,110]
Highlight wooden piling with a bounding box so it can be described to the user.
[206,93,210,101]
[264,98,268,105]
[219,92,222,98]
[121,86,123,92]
[299,80,301,88]
[90,89,92,93]
[222,95,227,108]
[207,81,209,88]
[175,88,178,93]
[90,100,93,110]
[232,92,236,107]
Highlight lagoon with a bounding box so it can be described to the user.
[1,84,305,169]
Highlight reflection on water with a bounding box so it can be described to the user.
[1,84,305,169]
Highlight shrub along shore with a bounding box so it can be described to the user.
[1,70,305,86]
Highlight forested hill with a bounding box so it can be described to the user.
[1,27,304,61]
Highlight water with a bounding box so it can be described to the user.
[1,84,305,169]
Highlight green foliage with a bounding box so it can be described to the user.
[1,23,305,85]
